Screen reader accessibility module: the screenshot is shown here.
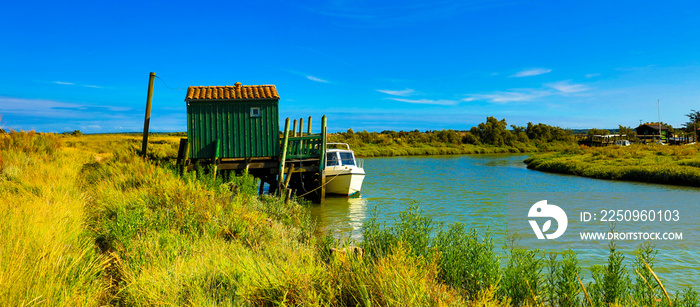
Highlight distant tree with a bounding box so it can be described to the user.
[511,125,529,143]
[618,125,637,140]
[587,128,610,136]
[683,109,700,133]
[435,129,461,144]
[71,130,83,136]
[526,122,574,143]
[470,116,514,146]
[461,132,480,144]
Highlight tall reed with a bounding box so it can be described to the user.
[0,132,106,305]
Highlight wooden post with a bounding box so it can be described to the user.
[284,165,294,204]
[177,138,188,174]
[292,119,298,138]
[284,165,294,189]
[320,115,327,202]
[299,117,304,155]
[320,115,327,169]
[278,118,290,195]
[182,141,189,174]
[285,189,293,205]
[307,116,312,135]
[141,72,156,157]
[299,118,304,137]
[212,139,220,180]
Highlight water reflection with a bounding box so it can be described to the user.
[310,195,367,241]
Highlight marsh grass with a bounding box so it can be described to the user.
[525,144,700,187]
[0,131,106,305]
[329,138,575,158]
[2,132,699,306]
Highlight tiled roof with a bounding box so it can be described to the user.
[639,123,670,130]
[185,82,279,100]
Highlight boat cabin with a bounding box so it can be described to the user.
[325,143,360,167]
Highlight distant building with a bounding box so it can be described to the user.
[635,123,670,142]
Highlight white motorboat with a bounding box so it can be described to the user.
[324,143,365,196]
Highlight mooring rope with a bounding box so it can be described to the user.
[297,172,343,198]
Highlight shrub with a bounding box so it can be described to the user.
[500,248,542,306]
[434,223,499,299]
[0,130,61,156]
[589,243,630,305]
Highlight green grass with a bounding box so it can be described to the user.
[361,204,700,307]
[327,134,575,158]
[2,131,699,306]
[524,143,700,187]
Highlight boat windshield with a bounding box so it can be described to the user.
[339,152,355,166]
[326,152,339,166]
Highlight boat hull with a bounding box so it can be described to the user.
[324,170,365,196]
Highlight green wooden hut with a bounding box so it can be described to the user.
[185,82,280,159]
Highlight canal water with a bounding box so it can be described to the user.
[309,154,700,290]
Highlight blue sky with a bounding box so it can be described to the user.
[1,0,699,133]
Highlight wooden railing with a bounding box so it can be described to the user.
[278,116,327,177]
[286,134,324,160]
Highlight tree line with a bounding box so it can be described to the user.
[333,116,575,147]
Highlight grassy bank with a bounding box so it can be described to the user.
[1,132,698,306]
[524,144,700,187]
[327,133,575,157]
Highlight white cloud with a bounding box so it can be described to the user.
[52,80,103,88]
[388,97,459,106]
[376,88,415,96]
[465,81,590,103]
[545,81,589,93]
[468,90,551,103]
[511,68,552,78]
[0,96,82,111]
[0,96,131,118]
[584,73,601,79]
[306,75,330,83]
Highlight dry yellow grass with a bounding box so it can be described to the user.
[0,132,106,305]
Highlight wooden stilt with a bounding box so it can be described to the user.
[177,138,189,175]
[278,118,290,195]
[182,141,189,174]
[320,115,327,202]
[285,188,292,205]
[284,165,294,189]
[212,139,220,180]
